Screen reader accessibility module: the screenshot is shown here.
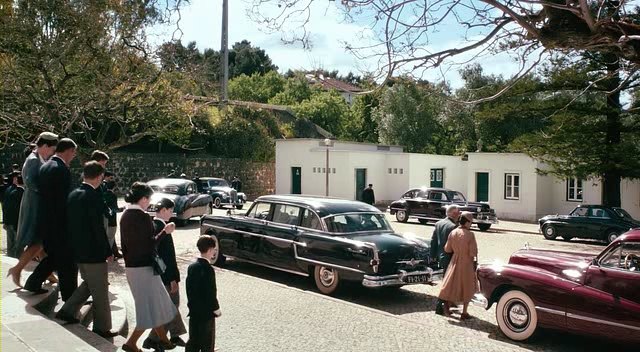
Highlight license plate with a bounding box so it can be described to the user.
[403,274,430,284]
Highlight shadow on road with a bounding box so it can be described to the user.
[220,260,437,315]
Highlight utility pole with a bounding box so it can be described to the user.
[220,0,229,105]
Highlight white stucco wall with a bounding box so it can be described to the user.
[407,154,467,194]
[466,153,539,222]
[276,139,640,222]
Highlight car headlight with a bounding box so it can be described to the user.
[477,207,482,212]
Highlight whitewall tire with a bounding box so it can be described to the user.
[314,266,340,295]
[496,290,538,341]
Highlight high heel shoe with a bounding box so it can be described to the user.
[7,267,22,287]
[47,274,58,284]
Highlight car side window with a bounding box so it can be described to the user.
[590,208,609,218]
[572,208,588,217]
[248,202,272,220]
[186,184,196,194]
[429,191,447,201]
[620,242,640,272]
[300,209,322,230]
[272,204,302,225]
[402,190,414,199]
[600,245,622,268]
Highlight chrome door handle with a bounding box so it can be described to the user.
[347,248,366,255]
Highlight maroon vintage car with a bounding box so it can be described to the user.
[473,230,640,344]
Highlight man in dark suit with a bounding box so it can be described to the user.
[362,184,375,205]
[3,172,24,258]
[55,161,117,338]
[430,204,460,315]
[186,236,221,352]
[24,138,78,299]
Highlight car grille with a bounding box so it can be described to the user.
[230,189,238,203]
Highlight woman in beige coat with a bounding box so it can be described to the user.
[437,211,478,319]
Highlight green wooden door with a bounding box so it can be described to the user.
[291,167,301,194]
[355,168,367,201]
[476,172,489,202]
[430,168,444,188]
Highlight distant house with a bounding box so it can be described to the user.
[305,74,364,105]
[275,139,640,222]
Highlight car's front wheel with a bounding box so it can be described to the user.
[477,223,492,232]
[395,209,409,223]
[313,266,340,295]
[213,197,222,209]
[496,290,538,341]
[542,224,556,240]
[605,231,619,244]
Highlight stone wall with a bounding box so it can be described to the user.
[0,149,275,200]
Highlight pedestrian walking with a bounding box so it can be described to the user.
[143,198,187,349]
[24,138,78,299]
[430,205,460,315]
[3,172,24,258]
[231,176,242,192]
[54,162,119,338]
[186,236,221,352]
[7,132,58,287]
[362,184,375,205]
[103,171,123,258]
[120,182,177,352]
[437,211,479,319]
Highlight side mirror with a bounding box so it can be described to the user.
[591,258,599,266]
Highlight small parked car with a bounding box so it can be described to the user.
[147,178,212,226]
[473,230,640,344]
[193,177,246,210]
[539,204,640,244]
[200,195,442,295]
[388,187,498,231]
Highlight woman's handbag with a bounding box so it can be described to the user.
[152,251,166,276]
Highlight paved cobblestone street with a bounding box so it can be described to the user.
[120,206,629,352]
[2,204,632,351]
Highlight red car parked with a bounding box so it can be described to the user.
[474,230,640,344]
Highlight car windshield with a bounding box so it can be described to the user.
[208,180,229,187]
[448,191,466,202]
[613,207,635,220]
[324,213,391,233]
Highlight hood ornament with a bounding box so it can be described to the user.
[523,242,530,250]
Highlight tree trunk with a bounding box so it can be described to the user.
[601,58,622,207]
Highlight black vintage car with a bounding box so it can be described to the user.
[388,187,498,231]
[193,177,246,210]
[539,204,640,243]
[200,195,442,295]
[147,178,213,226]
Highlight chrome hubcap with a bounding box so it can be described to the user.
[545,227,553,236]
[211,236,220,263]
[504,300,530,332]
[319,267,335,287]
[398,211,406,221]
[608,233,617,242]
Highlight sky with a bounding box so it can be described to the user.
[150,0,526,89]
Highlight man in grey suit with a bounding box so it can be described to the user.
[55,161,118,338]
[430,204,460,315]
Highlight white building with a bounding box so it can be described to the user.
[275,139,640,222]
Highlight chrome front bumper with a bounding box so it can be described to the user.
[362,268,436,288]
[474,215,498,224]
[471,293,489,309]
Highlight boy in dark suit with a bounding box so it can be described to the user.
[186,236,221,352]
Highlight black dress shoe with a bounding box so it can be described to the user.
[170,336,186,347]
[92,329,119,338]
[142,338,159,350]
[55,310,79,324]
